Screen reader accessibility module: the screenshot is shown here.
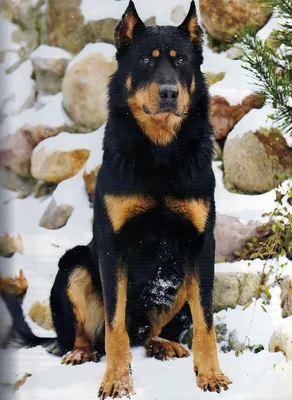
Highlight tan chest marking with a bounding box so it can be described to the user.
[104,194,156,232]
[165,197,210,233]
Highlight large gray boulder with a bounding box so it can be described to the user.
[224,128,292,194]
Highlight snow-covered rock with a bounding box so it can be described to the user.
[28,300,54,331]
[280,277,292,318]
[0,233,23,258]
[39,199,73,230]
[30,126,104,184]
[269,316,292,361]
[83,164,101,201]
[210,93,265,140]
[214,214,263,263]
[214,272,263,312]
[31,45,72,95]
[224,128,292,194]
[62,44,117,131]
[200,0,272,42]
[31,147,90,183]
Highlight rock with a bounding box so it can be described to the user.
[45,0,155,53]
[280,276,292,318]
[83,164,101,201]
[214,214,262,263]
[0,296,12,346]
[1,0,42,51]
[200,0,272,42]
[39,198,73,229]
[30,45,72,95]
[0,270,27,296]
[33,181,57,198]
[226,46,244,60]
[87,18,119,44]
[214,272,263,312]
[171,5,186,23]
[0,233,23,257]
[223,128,292,194]
[46,0,88,54]
[0,166,35,198]
[213,140,223,161]
[62,46,117,131]
[144,16,156,26]
[31,147,90,183]
[210,93,265,140]
[0,125,68,178]
[205,72,225,87]
[12,373,32,393]
[29,300,54,331]
[269,316,292,361]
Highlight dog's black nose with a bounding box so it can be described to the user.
[158,84,178,103]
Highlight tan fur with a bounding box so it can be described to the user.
[127,81,191,146]
[104,194,156,232]
[187,277,232,392]
[165,197,210,233]
[67,268,104,348]
[152,49,160,58]
[145,337,190,359]
[190,76,196,94]
[187,16,200,43]
[148,283,187,337]
[125,14,138,40]
[100,271,134,398]
[125,75,132,91]
[169,49,177,57]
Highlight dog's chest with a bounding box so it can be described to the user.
[104,193,209,234]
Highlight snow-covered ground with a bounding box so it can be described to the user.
[1,0,291,399]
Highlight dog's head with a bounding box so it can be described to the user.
[114,0,204,146]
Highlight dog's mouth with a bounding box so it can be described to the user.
[143,105,185,118]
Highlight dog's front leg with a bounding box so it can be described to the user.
[187,235,232,393]
[98,250,133,399]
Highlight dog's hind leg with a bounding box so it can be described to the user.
[50,246,104,365]
[145,285,190,361]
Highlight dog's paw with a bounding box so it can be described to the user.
[196,372,232,393]
[61,349,100,366]
[146,337,190,361]
[98,369,134,399]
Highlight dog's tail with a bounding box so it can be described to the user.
[2,291,64,356]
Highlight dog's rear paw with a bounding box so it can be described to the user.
[197,372,232,393]
[61,349,100,366]
[145,337,190,361]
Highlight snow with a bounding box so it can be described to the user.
[0,15,25,51]
[0,93,72,137]
[30,45,72,60]
[67,43,116,71]
[81,0,193,25]
[1,59,36,118]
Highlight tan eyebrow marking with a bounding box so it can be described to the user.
[152,49,160,58]
[190,76,196,94]
[170,50,177,57]
[125,74,132,91]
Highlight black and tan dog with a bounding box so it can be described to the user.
[6,1,232,398]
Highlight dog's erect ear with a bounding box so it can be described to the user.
[178,1,202,44]
[115,1,145,49]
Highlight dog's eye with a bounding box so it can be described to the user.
[141,56,151,65]
[176,57,185,66]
